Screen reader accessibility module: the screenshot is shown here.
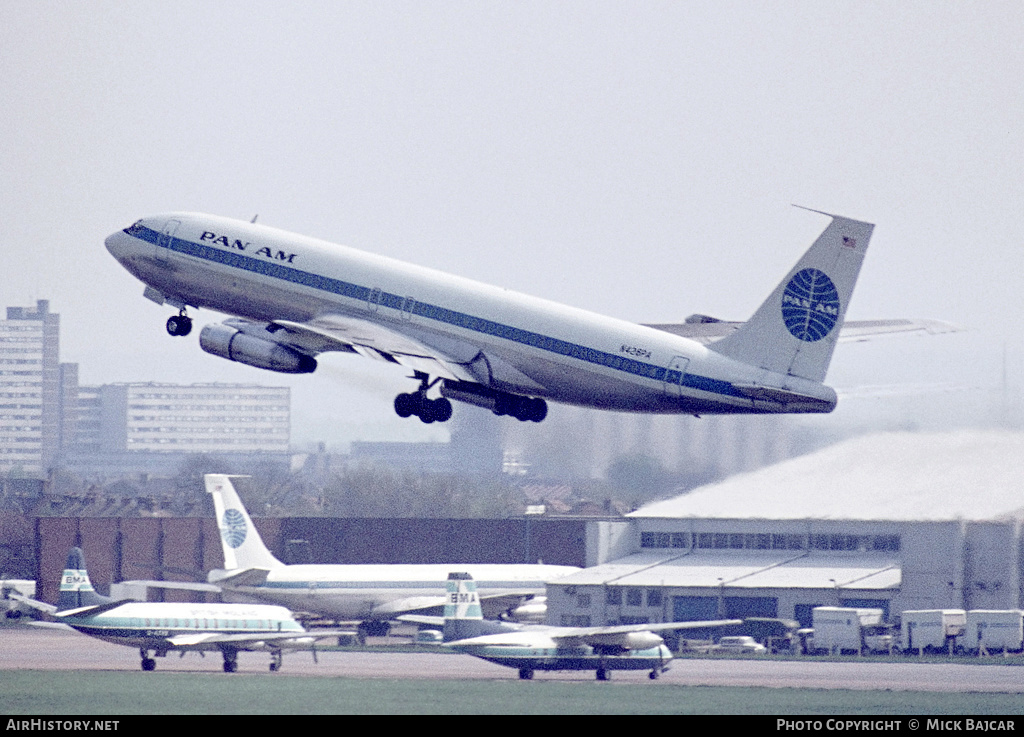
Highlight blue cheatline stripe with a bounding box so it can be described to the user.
[257,580,546,591]
[129,224,741,401]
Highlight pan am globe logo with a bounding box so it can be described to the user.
[781,268,841,342]
[220,509,247,549]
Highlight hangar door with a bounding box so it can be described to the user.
[673,595,779,621]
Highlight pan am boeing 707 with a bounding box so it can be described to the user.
[105,208,952,423]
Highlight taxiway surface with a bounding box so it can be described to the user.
[2,627,1022,692]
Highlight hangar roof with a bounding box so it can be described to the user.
[629,430,1024,522]
[551,551,900,590]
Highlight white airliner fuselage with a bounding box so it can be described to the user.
[205,475,578,630]
[20,548,345,673]
[105,210,876,422]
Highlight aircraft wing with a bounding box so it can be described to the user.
[53,600,135,619]
[548,618,742,642]
[116,579,223,594]
[168,629,354,649]
[223,316,478,382]
[644,316,962,345]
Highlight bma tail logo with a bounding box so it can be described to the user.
[220,509,248,549]
[60,571,91,590]
[781,268,840,342]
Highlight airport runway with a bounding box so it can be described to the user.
[3,626,1023,692]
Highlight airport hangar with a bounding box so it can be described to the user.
[545,430,1024,629]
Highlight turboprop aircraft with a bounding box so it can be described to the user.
[424,572,740,681]
[14,547,346,673]
[104,208,953,424]
[204,475,577,636]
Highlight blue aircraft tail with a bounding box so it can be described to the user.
[709,210,874,383]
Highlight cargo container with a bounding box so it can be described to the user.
[900,609,966,654]
[960,610,1024,654]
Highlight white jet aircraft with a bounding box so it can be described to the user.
[204,475,578,636]
[14,547,346,673]
[104,209,952,424]
[426,572,740,681]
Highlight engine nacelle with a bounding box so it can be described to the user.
[199,323,317,374]
[587,630,665,652]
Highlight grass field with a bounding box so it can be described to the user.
[2,671,1021,715]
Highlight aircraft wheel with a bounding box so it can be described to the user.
[527,398,547,422]
[269,662,279,672]
[430,397,453,423]
[223,658,238,673]
[141,658,156,672]
[166,314,192,337]
[394,393,415,418]
[417,400,436,423]
[518,668,534,680]
[649,670,659,680]
[596,667,609,681]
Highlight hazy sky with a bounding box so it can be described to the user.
[2,2,1021,447]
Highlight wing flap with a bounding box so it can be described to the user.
[241,316,478,382]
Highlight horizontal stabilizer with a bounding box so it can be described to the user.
[373,595,446,616]
[397,614,445,627]
[731,384,835,411]
[207,567,271,588]
[7,592,57,616]
[644,318,962,346]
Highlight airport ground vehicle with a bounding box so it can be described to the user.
[710,636,767,654]
[809,607,894,655]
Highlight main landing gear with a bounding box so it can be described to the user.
[394,374,549,424]
[139,649,157,671]
[166,310,192,337]
[394,372,453,424]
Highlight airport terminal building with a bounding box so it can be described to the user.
[546,431,1024,628]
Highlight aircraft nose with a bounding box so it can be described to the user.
[105,229,130,261]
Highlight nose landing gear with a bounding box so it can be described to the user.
[166,310,192,337]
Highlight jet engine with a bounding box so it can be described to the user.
[199,323,317,374]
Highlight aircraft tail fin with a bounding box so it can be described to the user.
[57,547,113,611]
[441,572,516,642]
[710,210,874,383]
[204,474,283,570]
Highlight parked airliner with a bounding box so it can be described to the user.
[105,208,947,424]
[432,572,740,681]
[204,475,577,636]
[14,547,345,673]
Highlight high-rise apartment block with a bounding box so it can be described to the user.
[78,383,290,455]
[0,300,291,479]
[0,301,71,476]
